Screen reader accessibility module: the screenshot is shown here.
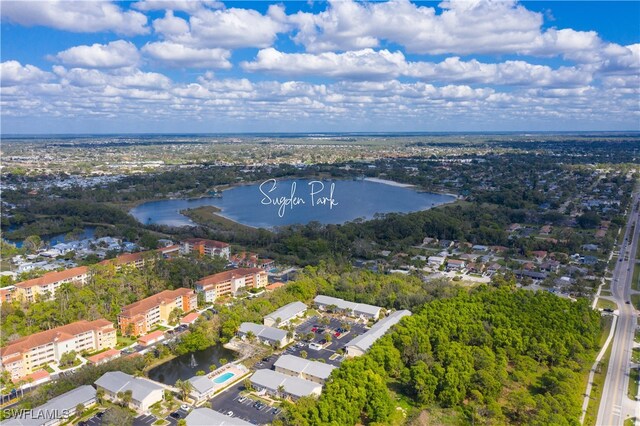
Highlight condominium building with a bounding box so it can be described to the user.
[0,319,116,380]
[99,251,155,270]
[346,310,412,357]
[13,266,90,303]
[195,268,267,303]
[274,354,336,384]
[117,288,197,336]
[181,238,230,259]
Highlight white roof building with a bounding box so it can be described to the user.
[95,371,163,413]
[313,295,382,319]
[4,385,96,426]
[185,408,252,426]
[346,310,412,357]
[238,322,291,348]
[274,354,336,384]
[250,369,322,400]
[264,301,307,327]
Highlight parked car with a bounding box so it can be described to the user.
[238,396,247,403]
[180,404,190,411]
[227,411,234,416]
[170,412,180,419]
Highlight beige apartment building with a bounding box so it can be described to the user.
[13,266,90,303]
[195,268,268,303]
[117,288,197,336]
[0,319,116,380]
[181,238,230,259]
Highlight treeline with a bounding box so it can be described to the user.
[278,285,602,426]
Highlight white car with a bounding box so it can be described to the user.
[227,411,234,417]
[180,404,190,411]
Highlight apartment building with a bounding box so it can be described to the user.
[0,319,116,380]
[13,266,90,303]
[99,251,155,270]
[195,268,267,303]
[117,288,197,336]
[274,354,336,384]
[181,238,230,259]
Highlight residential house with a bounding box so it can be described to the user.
[249,369,322,400]
[487,263,502,275]
[238,323,292,348]
[446,259,466,271]
[117,288,197,336]
[264,302,307,327]
[95,371,163,413]
[195,268,267,303]
[314,295,382,320]
[531,251,548,262]
[188,376,217,403]
[181,239,230,259]
[274,355,336,384]
[0,319,116,381]
[427,256,446,267]
[346,310,412,357]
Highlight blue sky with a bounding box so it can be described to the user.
[1,0,638,134]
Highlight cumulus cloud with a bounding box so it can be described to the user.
[152,5,288,49]
[1,61,53,87]
[1,1,148,35]
[243,48,593,87]
[142,42,231,69]
[54,40,140,69]
[132,0,223,13]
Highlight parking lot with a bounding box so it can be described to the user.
[210,382,277,425]
[293,315,369,364]
[80,412,104,426]
[134,414,158,426]
[164,407,190,425]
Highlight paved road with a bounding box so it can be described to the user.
[597,191,639,426]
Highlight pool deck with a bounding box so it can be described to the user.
[207,363,250,394]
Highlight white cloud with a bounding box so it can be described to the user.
[242,48,407,80]
[289,0,543,54]
[153,5,288,49]
[54,40,140,69]
[243,48,593,87]
[142,42,231,69]
[1,61,53,87]
[132,0,223,13]
[1,1,148,35]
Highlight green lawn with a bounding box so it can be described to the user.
[116,335,137,349]
[632,261,640,291]
[628,367,639,401]
[631,294,640,310]
[632,348,640,364]
[596,299,617,310]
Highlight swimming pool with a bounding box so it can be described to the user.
[213,371,235,384]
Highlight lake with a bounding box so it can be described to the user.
[147,344,236,385]
[130,178,455,229]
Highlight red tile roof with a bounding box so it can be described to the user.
[180,312,200,325]
[15,266,89,289]
[19,369,50,384]
[138,330,165,345]
[196,268,264,286]
[184,238,229,248]
[265,282,285,291]
[87,348,121,365]
[119,288,194,318]
[0,319,113,358]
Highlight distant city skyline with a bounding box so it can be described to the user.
[1,0,639,134]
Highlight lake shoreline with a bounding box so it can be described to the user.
[130,176,458,228]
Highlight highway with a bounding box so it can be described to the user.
[597,191,639,426]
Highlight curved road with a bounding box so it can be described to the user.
[597,191,639,426]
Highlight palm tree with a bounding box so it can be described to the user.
[277,385,286,398]
[96,388,105,404]
[246,331,256,343]
[175,379,193,401]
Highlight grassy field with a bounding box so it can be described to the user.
[632,261,640,291]
[632,294,640,310]
[628,367,639,401]
[596,298,618,310]
[583,316,615,426]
